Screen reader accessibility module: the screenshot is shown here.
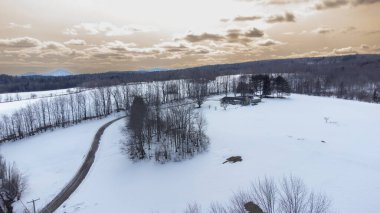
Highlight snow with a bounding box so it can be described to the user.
[19,68,73,77]
[0,114,121,212]
[0,88,76,103]
[51,94,380,213]
[0,94,379,212]
[0,99,39,116]
[0,88,93,116]
[44,68,73,77]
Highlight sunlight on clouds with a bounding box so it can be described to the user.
[0,0,379,74]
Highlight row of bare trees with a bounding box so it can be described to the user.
[184,176,331,213]
[0,155,25,213]
[0,74,287,143]
[123,96,209,163]
[0,86,131,142]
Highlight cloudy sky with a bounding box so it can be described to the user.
[0,0,379,74]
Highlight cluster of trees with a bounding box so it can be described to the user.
[184,176,331,213]
[235,75,291,98]
[0,155,25,213]
[123,96,209,163]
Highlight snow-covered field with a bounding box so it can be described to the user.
[0,88,78,116]
[0,114,121,212]
[56,94,379,213]
[1,94,380,213]
[0,88,73,102]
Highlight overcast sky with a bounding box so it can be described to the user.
[0,0,379,74]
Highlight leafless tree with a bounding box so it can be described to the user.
[209,202,228,213]
[190,80,208,108]
[0,155,26,213]
[278,176,308,213]
[227,191,251,213]
[182,176,332,213]
[185,203,202,213]
[250,177,277,213]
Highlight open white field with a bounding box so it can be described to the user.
[0,88,84,116]
[0,115,121,212]
[51,94,380,213]
[0,99,40,116]
[0,88,74,102]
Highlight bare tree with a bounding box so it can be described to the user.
[278,176,308,213]
[306,192,331,213]
[227,191,251,213]
[0,155,26,213]
[190,80,208,108]
[185,203,202,213]
[250,177,277,213]
[209,202,228,213]
[182,176,332,213]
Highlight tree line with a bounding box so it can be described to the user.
[0,77,230,143]
[5,66,378,145]
[1,54,379,105]
[289,71,380,103]
[0,86,128,142]
[235,75,291,98]
[0,74,294,143]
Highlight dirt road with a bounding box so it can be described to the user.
[40,116,126,213]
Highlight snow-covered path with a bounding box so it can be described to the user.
[0,115,122,212]
[40,116,126,213]
[58,94,380,213]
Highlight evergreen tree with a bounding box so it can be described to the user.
[274,76,291,97]
[191,79,208,108]
[251,75,272,97]
[315,79,322,96]
[128,96,148,159]
[373,89,379,103]
[251,75,264,97]
[262,75,272,97]
[236,81,249,96]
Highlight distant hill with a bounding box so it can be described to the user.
[19,72,39,77]
[137,68,170,72]
[2,54,380,94]
[44,68,73,77]
[20,68,73,77]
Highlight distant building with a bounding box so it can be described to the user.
[221,96,261,106]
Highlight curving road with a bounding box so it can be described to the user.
[40,116,126,213]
